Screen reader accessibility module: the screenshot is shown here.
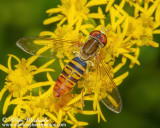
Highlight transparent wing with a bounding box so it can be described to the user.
[16,37,79,58]
[96,58,122,113]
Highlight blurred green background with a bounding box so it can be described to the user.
[0,0,160,128]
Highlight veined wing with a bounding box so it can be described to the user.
[16,37,80,58]
[97,58,122,113]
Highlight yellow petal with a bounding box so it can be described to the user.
[106,0,115,12]
[153,21,160,29]
[67,92,85,105]
[134,7,139,18]
[118,47,136,54]
[155,3,160,22]
[8,54,21,64]
[0,88,7,101]
[33,68,55,75]
[117,25,121,34]
[8,97,23,104]
[67,111,77,123]
[148,40,159,47]
[28,81,51,89]
[75,18,82,32]
[129,47,140,68]
[86,0,107,8]
[80,28,90,36]
[106,92,119,108]
[144,1,149,10]
[39,31,55,37]
[46,72,54,82]
[114,72,129,85]
[38,86,53,100]
[36,46,51,55]
[113,57,127,73]
[43,15,64,25]
[147,0,159,17]
[114,5,129,16]
[71,124,77,128]
[3,93,12,114]
[122,56,127,64]
[110,7,116,26]
[57,109,63,125]
[132,3,146,13]
[8,55,13,71]
[58,17,67,26]
[33,59,55,75]
[113,16,125,30]
[0,64,9,73]
[119,0,125,8]
[65,119,74,124]
[77,121,88,126]
[82,13,88,20]
[80,24,94,29]
[59,59,65,70]
[98,7,105,26]
[26,55,38,66]
[153,29,160,34]
[123,54,140,65]
[46,8,61,14]
[68,4,75,27]
[93,93,98,110]
[97,102,107,122]
[78,110,98,115]
[45,112,58,123]
[123,36,131,43]
[88,13,105,19]
[83,95,94,100]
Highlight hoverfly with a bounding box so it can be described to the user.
[16,30,122,113]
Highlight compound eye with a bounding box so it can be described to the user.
[90,30,101,38]
[99,34,107,46]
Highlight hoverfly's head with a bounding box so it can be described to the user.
[90,30,107,48]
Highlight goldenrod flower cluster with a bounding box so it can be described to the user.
[0,0,159,127]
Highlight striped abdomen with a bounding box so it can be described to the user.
[53,57,87,97]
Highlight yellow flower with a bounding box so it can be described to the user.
[93,0,160,68]
[109,0,159,67]
[43,0,107,27]
[0,54,55,114]
[3,73,97,127]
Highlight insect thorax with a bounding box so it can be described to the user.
[80,38,99,61]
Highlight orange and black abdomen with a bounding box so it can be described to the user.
[53,57,87,97]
